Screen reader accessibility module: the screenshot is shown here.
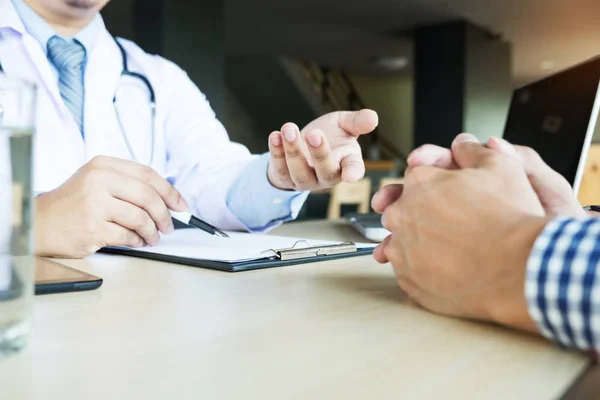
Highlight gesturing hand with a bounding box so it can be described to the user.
[267,109,379,191]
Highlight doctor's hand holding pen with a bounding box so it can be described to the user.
[33,109,379,259]
[35,156,188,258]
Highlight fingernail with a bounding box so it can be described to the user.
[372,191,382,205]
[381,212,388,229]
[282,125,297,142]
[489,136,517,156]
[307,134,322,148]
[271,133,282,146]
[454,133,480,145]
[166,223,175,234]
[179,196,189,210]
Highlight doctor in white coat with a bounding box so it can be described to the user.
[0,0,379,258]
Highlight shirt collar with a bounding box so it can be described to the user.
[10,0,104,55]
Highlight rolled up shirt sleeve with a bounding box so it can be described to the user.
[226,153,309,232]
[526,216,600,353]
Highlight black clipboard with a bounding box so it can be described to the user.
[100,241,375,272]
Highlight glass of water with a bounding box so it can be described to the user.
[0,75,36,359]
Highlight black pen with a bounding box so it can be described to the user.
[169,211,230,238]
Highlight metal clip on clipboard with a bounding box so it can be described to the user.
[271,241,357,261]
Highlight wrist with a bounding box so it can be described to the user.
[484,214,552,333]
[266,163,294,191]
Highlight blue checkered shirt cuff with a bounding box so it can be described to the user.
[526,216,600,353]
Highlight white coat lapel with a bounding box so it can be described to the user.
[82,28,128,160]
[84,28,122,122]
[0,0,65,113]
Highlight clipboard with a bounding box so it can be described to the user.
[101,239,375,273]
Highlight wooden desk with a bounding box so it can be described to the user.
[0,221,595,399]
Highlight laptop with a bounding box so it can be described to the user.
[503,56,600,194]
[349,56,600,242]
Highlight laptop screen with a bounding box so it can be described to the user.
[503,57,600,192]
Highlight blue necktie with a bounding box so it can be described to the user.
[47,36,87,134]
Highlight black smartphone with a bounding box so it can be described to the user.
[35,257,103,295]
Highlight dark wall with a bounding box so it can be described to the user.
[101,0,135,40]
[163,0,225,118]
[464,24,512,142]
[413,21,512,148]
[226,56,315,139]
[414,22,466,148]
[101,0,225,118]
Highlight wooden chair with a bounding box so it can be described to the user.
[378,177,404,190]
[327,178,372,220]
[578,144,600,206]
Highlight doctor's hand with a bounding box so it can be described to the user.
[267,109,378,191]
[35,156,189,258]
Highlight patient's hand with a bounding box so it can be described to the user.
[400,135,586,218]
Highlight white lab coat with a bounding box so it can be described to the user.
[0,0,257,230]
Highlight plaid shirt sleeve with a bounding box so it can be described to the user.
[526,216,600,353]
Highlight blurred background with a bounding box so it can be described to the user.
[101,0,600,220]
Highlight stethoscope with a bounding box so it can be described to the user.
[0,36,157,165]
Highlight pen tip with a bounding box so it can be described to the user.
[215,230,230,238]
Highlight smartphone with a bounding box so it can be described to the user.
[35,257,103,295]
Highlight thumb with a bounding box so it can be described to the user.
[451,133,496,169]
[487,137,585,217]
[337,109,379,136]
[487,137,561,184]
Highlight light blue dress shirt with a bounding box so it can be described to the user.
[12,0,308,231]
[12,0,102,79]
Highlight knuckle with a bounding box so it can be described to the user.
[277,167,289,177]
[322,171,341,185]
[156,212,172,231]
[132,209,151,230]
[83,243,100,256]
[285,148,301,159]
[312,151,330,163]
[126,231,144,247]
[482,152,509,170]
[83,216,99,236]
[87,155,108,169]
[383,244,398,267]
[83,166,108,184]
[292,174,315,187]
[484,152,501,164]
[405,166,430,186]
[271,151,286,161]
[166,184,182,203]
[344,159,361,169]
[139,165,157,182]
[138,186,157,207]
[520,146,542,162]
[381,210,396,231]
